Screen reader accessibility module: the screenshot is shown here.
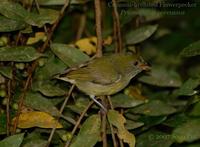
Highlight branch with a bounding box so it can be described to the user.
[113,15,118,53]
[11,0,70,134]
[112,0,122,53]
[6,80,11,136]
[94,0,103,57]
[76,7,87,40]
[108,96,118,147]
[47,84,75,147]
[65,101,94,147]
[39,0,70,53]
[101,97,108,147]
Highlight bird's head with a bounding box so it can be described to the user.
[113,54,150,79]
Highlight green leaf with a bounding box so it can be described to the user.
[70,115,101,147]
[23,139,48,147]
[186,143,200,147]
[111,93,145,108]
[188,64,200,78]
[180,40,200,57]
[172,119,200,143]
[0,133,24,147]
[136,130,173,147]
[22,132,47,147]
[125,119,144,130]
[133,9,162,22]
[32,81,66,97]
[108,110,136,147]
[121,9,162,26]
[25,92,60,116]
[51,43,90,67]
[23,8,59,27]
[125,25,158,44]
[175,78,200,96]
[0,16,26,32]
[0,1,59,27]
[67,97,90,115]
[139,66,182,87]
[35,0,90,5]
[190,101,200,116]
[0,113,6,135]
[0,66,12,79]
[0,46,43,62]
[163,114,189,128]
[137,115,167,128]
[35,53,67,80]
[0,1,26,21]
[130,100,176,116]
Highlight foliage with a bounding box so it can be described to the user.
[0,0,200,147]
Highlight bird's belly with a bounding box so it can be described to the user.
[75,80,129,96]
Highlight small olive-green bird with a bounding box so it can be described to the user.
[57,54,149,111]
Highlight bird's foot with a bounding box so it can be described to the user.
[89,95,107,112]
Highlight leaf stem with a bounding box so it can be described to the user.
[47,84,75,147]
[65,101,94,147]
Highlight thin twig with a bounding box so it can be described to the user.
[11,0,30,134]
[119,139,124,147]
[76,10,86,40]
[6,80,11,136]
[34,0,49,37]
[135,15,141,28]
[47,84,75,147]
[113,15,118,53]
[101,97,107,147]
[94,0,103,57]
[65,101,94,147]
[109,122,118,147]
[15,0,33,45]
[107,96,118,147]
[94,1,109,146]
[119,109,125,147]
[112,0,122,53]
[61,114,76,125]
[12,0,70,134]
[12,70,33,134]
[15,33,22,46]
[39,0,70,53]
[107,96,114,110]
[102,113,107,147]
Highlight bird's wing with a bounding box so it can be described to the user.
[66,57,121,85]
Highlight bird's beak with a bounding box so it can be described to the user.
[139,63,151,71]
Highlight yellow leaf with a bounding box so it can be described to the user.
[108,110,136,147]
[75,37,97,55]
[74,36,112,55]
[103,36,112,45]
[124,86,147,101]
[26,32,47,45]
[12,111,62,129]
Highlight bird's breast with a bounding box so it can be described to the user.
[75,78,129,96]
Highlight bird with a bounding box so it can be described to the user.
[56,53,150,111]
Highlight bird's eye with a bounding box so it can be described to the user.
[134,61,139,66]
